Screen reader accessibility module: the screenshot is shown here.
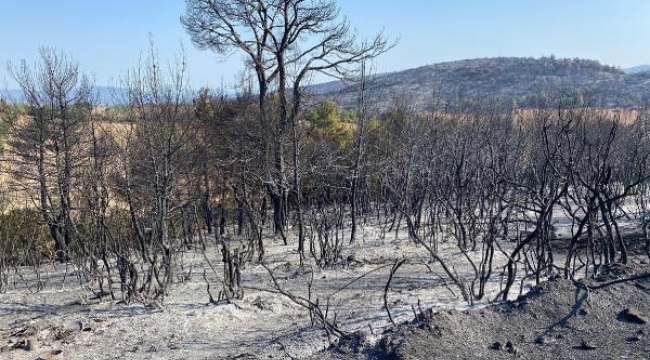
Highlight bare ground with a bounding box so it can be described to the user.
[318,264,650,360]
[0,221,648,360]
[0,229,522,360]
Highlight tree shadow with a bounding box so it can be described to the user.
[535,281,589,342]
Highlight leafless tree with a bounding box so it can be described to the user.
[6,47,92,262]
[112,45,198,304]
[182,0,393,251]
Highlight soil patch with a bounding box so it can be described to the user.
[318,270,650,359]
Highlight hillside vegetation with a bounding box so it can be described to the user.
[312,56,650,110]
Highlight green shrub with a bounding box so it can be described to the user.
[0,208,54,265]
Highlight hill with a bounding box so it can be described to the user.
[309,57,650,111]
[5,57,650,111]
[624,65,650,74]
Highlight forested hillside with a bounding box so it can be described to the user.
[311,57,650,110]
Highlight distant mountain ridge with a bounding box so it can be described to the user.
[307,57,650,110]
[624,65,650,74]
[5,57,650,111]
[1,86,127,106]
[0,89,24,103]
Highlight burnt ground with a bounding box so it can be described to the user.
[316,264,650,360]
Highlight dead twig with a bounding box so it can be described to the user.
[327,262,394,300]
[384,259,407,327]
[253,263,344,339]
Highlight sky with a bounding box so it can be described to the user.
[1,0,649,91]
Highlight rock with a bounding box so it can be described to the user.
[490,341,503,350]
[505,341,518,354]
[534,336,545,345]
[80,321,93,331]
[347,254,362,264]
[251,296,268,310]
[9,338,26,350]
[579,340,597,350]
[621,308,648,324]
[24,336,38,351]
[34,349,62,360]
[63,320,82,331]
[63,319,93,332]
[8,338,20,346]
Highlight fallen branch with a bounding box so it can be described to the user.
[252,263,344,339]
[327,262,394,299]
[384,259,407,327]
[587,272,650,290]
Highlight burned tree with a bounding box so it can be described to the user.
[182,0,392,255]
[111,46,199,304]
[7,48,92,261]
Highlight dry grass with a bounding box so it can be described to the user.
[0,106,646,212]
[0,115,135,212]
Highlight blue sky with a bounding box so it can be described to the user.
[1,0,649,90]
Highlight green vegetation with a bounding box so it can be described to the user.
[306,100,356,150]
[0,208,54,265]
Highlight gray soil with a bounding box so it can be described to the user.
[318,265,650,360]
